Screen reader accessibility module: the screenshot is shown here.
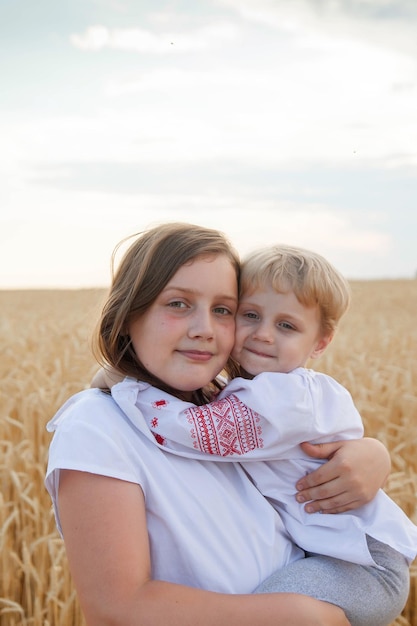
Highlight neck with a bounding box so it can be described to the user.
[239,367,255,380]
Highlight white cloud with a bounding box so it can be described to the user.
[70,21,239,53]
[100,55,417,166]
[3,56,416,172]
[2,0,416,288]
[219,0,417,57]
[7,4,408,171]
[226,0,417,67]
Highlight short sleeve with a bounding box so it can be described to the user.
[45,389,145,534]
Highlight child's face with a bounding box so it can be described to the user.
[128,254,238,399]
[232,286,331,376]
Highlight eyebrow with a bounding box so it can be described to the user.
[239,302,304,321]
[164,286,237,304]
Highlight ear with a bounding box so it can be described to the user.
[309,332,334,360]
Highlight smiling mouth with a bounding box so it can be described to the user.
[178,350,214,362]
[245,347,274,359]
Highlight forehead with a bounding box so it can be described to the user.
[167,254,238,294]
[240,286,320,316]
[242,274,292,293]
[240,283,292,302]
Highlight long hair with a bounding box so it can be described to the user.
[93,222,241,402]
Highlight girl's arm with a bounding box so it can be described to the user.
[58,470,350,626]
[295,437,391,514]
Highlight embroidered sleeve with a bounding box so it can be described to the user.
[135,371,363,460]
[183,394,263,455]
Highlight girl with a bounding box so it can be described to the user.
[46,223,391,626]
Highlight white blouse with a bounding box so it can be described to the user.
[45,386,303,594]
[128,368,417,568]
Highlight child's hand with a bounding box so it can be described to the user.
[295,438,391,514]
[91,367,125,389]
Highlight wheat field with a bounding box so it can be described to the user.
[0,282,416,626]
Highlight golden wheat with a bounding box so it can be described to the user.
[0,283,416,625]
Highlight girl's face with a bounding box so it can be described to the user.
[129,254,238,399]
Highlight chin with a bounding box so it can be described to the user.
[240,365,261,378]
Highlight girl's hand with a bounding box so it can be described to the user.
[295,437,391,514]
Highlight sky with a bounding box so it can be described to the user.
[1,0,417,288]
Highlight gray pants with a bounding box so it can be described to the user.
[254,536,410,626]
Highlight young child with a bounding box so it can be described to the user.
[106,243,417,626]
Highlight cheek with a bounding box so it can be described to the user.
[220,323,236,355]
[233,324,246,348]
[130,337,151,367]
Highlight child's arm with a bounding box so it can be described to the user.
[135,371,363,461]
[91,366,125,389]
[136,374,417,572]
[107,374,390,513]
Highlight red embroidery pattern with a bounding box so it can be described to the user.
[152,399,168,409]
[184,394,263,456]
[150,417,159,428]
[153,432,166,445]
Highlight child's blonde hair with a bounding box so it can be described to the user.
[240,244,351,336]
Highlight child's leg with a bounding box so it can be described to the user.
[254,536,410,626]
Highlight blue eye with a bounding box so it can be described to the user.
[279,321,295,331]
[244,311,259,320]
[168,301,187,308]
[214,307,232,315]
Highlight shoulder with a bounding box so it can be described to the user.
[236,368,349,397]
[254,369,361,425]
[47,379,152,433]
[46,387,138,458]
[46,388,126,434]
[299,368,353,397]
[45,384,161,495]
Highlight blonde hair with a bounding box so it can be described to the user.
[93,222,240,399]
[240,245,351,336]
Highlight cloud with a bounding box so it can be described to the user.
[314,0,417,19]
[46,4,416,170]
[70,21,239,53]
[219,0,417,57]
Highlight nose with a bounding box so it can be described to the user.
[252,320,274,342]
[188,308,214,340]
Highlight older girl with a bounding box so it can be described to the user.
[46,223,390,626]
